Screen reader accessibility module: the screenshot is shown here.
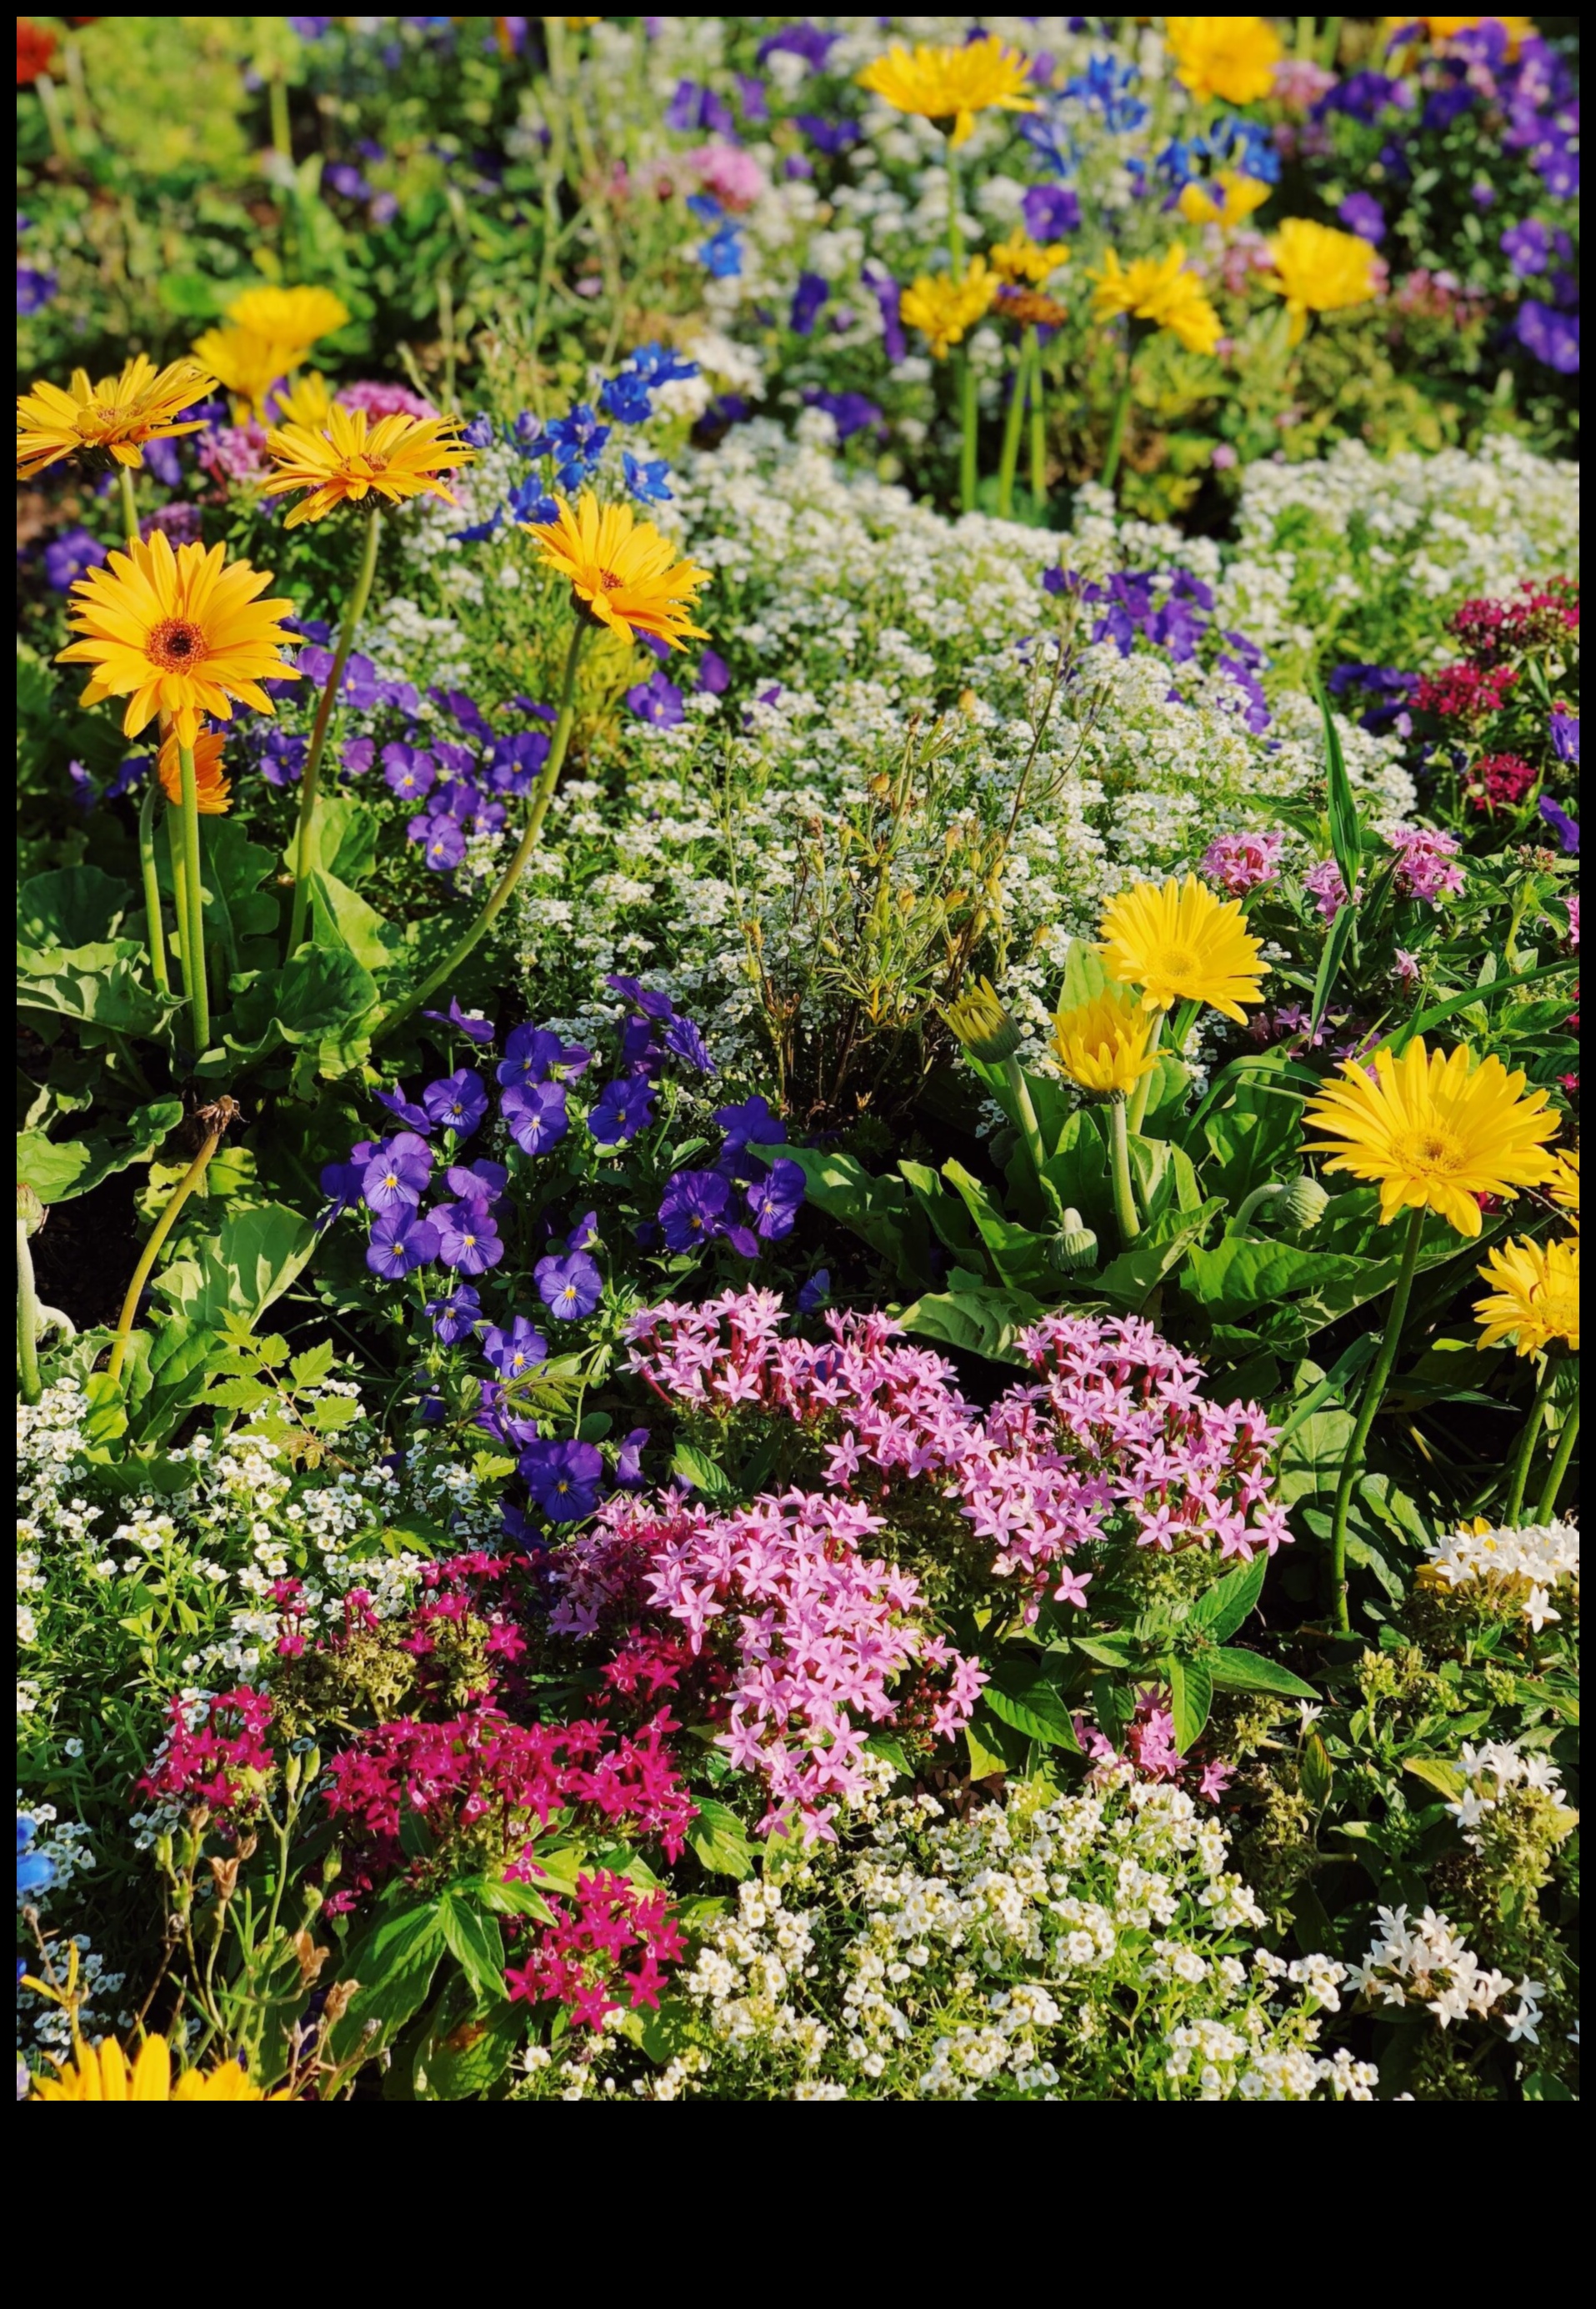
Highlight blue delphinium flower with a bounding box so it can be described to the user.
[700,224,743,278]
[623,450,673,505]
[425,1281,483,1344]
[623,342,699,388]
[535,1250,603,1320]
[663,1013,715,1073]
[1338,192,1385,244]
[796,1269,831,1315]
[462,411,496,448]
[600,369,655,424]
[789,271,830,335]
[1514,301,1580,374]
[43,527,109,594]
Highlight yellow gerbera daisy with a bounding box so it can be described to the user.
[1165,17,1283,106]
[30,2031,290,2101]
[857,35,1037,148]
[1088,246,1223,357]
[270,369,335,427]
[1384,16,1535,63]
[191,325,303,423]
[522,492,711,651]
[1263,218,1381,343]
[1052,988,1162,1097]
[1545,1146,1579,1226]
[56,530,301,749]
[1177,170,1273,232]
[157,725,231,815]
[1098,876,1267,1023]
[1473,1234,1580,1356]
[1303,1039,1561,1238]
[901,258,998,358]
[260,403,476,528]
[16,355,217,481]
[990,228,1070,287]
[224,283,350,348]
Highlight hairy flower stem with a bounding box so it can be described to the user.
[373,620,587,1046]
[18,1222,43,1407]
[105,1128,223,1389]
[1109,1098,1142,1247]
[1504,1354,1558,1526]
[177,744,211,1055]
[996,335,1032,518]
[1101,340,1135,492]
[1027,328,1047,503]
[1002,1054,1061,1222]
[117,461,139,548]
[1123,1011,1164,1134]
[1533,1396,1579,1524]
[1328,1204,1425,1630]
[286,503,383,957]
[138,781,170,996]
[165,807,189,1007]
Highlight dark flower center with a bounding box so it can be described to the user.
[148,616,208,671]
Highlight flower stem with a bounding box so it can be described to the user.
[117,461,140,548]
[1533,1395,1579,1525]
[1504,1354,1558,1526]
[268,68,293,162]
[958,355,978,514]
[34,72,73,165]
[18,1223,43,1408]
[1328,1204,1425,1630]
[1002,1052,1060,1222]
[1101,340,1134,493]
[138,780,170,997]
[105,1128,223,1389]
[166,805,188,1004]
[996,334,1031,519]
[373,619,588,1046]
[1109,1098,1142,1247]
[178,744,211,1056]
[943,143,963,278]
[1123,1009,1163,1135]
[287,504,383,957]
[1027,326,1048,504]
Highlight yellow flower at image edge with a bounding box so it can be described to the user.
[1052,989,1161,1097]
[1098,876,1266,1023]
[857,34,1036,147]
[523,492,711,650]
[902,258,998,358]
[16,355,217,480]
[1264,218,1381,343]
[157,726,231,815]
[1088,246,1223,357]
[1473,1235,1580,1356]
[1303,1039,1561,1238]
[262,403,476,528]
[1165,17,1283,107]
[57,530,302,749]
[30,2032,290,2102]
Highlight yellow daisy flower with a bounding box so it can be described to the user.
[1263,218,1381,343]
[224,282,350,348]
[30,2031,290,2101]
[1383,16,1535,62]
[1303,1039,1561,1238]
[901,257,998,358]
[1165,17,1283,106]
[1088,246,1223,357]
[1473,1235,1580,1356]
[157,725,231,815]
[944,977,1023,1064]
[270,370,335,427]
[56,530,301,749]
[1052,988,1162,1097]
[857,35,1037,148]
[191,325,303,422]
[522,491,711,651]
[16,355,216,481]
[1177,169,1273,232]
[990,228,1070,287]
[1098,876,1267,1023]
[260,403,476,528]
[1545,1146,1579,1226]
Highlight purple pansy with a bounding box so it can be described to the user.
[519,1436,605,1522]
[502,1079,570,1156]
[425,1282,483,1345]
[423,1069,489,1139]
[362,1132,433,1214]
[534,1250,603,1320]
[433,1200,503,1274]
[588,1077,657,1145]
[367,1210,440,1279]
[484,1316,548,1380]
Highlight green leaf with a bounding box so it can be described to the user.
[938,1158,1053,1288]
[289,1340,336,1389]
[1207,1647,1319,1700]
[18,940,178,1039]
[964,1705,1029,1778]
[1073,1632,1138,1668]
[18,866,134,952]
[1274,1338,1380,1445]
[1188,1555,1267,1644]
[670,1441,732,1498]
[16,1098,183,1205]
[438,1891,509,2008]
[1403,1756,1466,1801]
[1096,1200,1221,1313]
[1195,1052,1304,1207]
[1314,668,1363,899]
[1168,1656,1213,1752]
[330,1900,449,2065]
[1309,898,1359,1039]
[898,1284,1046,1366]
[1302,1732,1334,1811]
[200,818,281,961]
[149,1201,316,1329]
[687,1797,755,1880]
[771,1144,928,1285]
[1521,2071,1577,2101]
[983,1660,1082,1751]
[312,868,403,973]
[412,1992,524,2102]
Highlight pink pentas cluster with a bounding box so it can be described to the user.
[503,1870,687,2030]
[336,378,440,422]
[1079,1692,1233,1803]
[197,420,270,490]
[140,1686,277,1826]
[1392,825,1465,905]
[1413,660,1518,722]
[1468,751,1538,813]
[1201,829,1285,898]
[684,140,766,210]
[1450,578,1578,666]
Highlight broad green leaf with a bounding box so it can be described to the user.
[898,1284,1045,1366]
[983,1660,1082,1751]
[965,1704,1029,1778]
[412,1992,524,2102]
[438,1891,509,2008]
[670,1440,733,1498]
[150,1201,316,1329]
[16,1098,183,1206]
[686,1796,755,1880]
[18,866,134,953]
[330,1901,449,2065]
[18,940,178,1039]
[1403,1756,1466,1801]
[1096,1199,1221,1313]
[938,1159,1053,1289]
[771,1144,928,1285]
[1194,1053,1303,1208]
[312,868,404,972]
[289,1340,336,1389]
[1302,1732,1334,1811]
[1168,1656,1213,1752]
[1188,1555,1267,1643]
[1207,1646,1318,1700]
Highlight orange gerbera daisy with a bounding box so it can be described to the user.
[260,403,476,527]
[158,725,231,814]
[56,531,301,748]
[522,492,711,650]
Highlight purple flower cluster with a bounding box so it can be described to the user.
[1043,564,1216,665]
[655,1094,805,1263]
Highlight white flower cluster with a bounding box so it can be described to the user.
[1422,1516,1578,1634]
[1444,1738,1572,1845]
[1348,1905,1546,2043]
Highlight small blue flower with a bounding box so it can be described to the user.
[425,1282,483,1345]
[623,450,673,505]
[535,1250,603,1320]
[18,1817,54,1901]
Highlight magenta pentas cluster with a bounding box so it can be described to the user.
[1080,1694,1233,1804]
[140,1687,278,1827]
[1201,829,1284,898]
[503,1871,688,2030]
[1303,826,1465,922]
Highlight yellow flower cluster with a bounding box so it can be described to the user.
[902,258,998,358]
[1263,218,1381,343]
[1474,1235,1580,1356]
[857,35,1036,148]
[1166,17,1283,105]
[990,228,1070,287]
[193,282,351,420]
[1098,876,1266,1023]
[1052,989,1161,1098]
[1088,246,1223,357]
[1177,170,1273,233]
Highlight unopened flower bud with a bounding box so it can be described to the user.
[1279,1175,1329,1230]
[1048,1208,1099,1273]
[17,1184,44,1236]
[944,976,1023,1064]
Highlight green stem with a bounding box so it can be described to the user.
[117,461,139,548]
[1027,326,1047,504]
[1236,1182,1287,1230]
[34,73,73,165]
[438,270,456,412]
[268,68,292,162]
[1328,1204,1425,1630]
[373,619,587,1045]
[1002,1053,1060,1220]
[105,1129,223,1388]
[166,804,189,1008]
[18,1224,43,1408]
[958,354,978,514]
[1109,1099,1142,1247]
[177,744,211,1056]
[1123,1010,1163,1135]
[996,336,1030,519]
[138,781,170,996]
[287,504,383,956]
[1504,1355,1558,1526]
[1101,338,1135,493]
[943,141,963,277]
[1533,1396,1579,1525]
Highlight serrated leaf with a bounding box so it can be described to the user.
[289,1340,336,1389]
